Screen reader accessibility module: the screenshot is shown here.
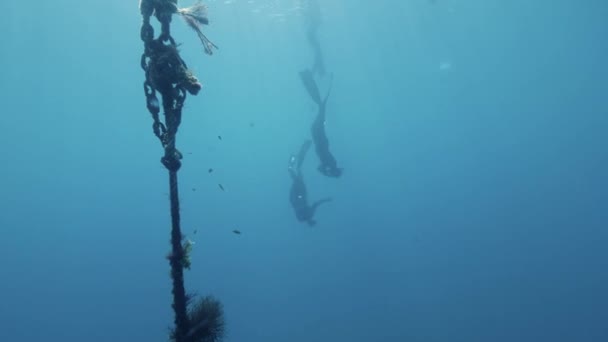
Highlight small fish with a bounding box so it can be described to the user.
[232,229,241,235]
[218,184,225,191]
[193,229,198,235]
[249,122,255,128]
[217,135,222,140]
[208,168,213,173]
[192,188,196,191]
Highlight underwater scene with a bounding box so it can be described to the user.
[0,0,607,341]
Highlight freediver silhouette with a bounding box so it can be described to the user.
[288,139,332,226]
[299,69,343,178]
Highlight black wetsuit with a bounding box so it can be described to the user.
[289,140,332,226]
[311,89,343,177]
[299,69,343,178]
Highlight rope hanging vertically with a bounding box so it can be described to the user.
[138,1,223,341]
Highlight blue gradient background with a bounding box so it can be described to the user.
[0,1,606,341]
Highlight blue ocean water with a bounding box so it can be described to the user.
[0,0,607,341]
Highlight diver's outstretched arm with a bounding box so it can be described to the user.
[310,197,332,215]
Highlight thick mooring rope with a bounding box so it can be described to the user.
[138,1,222,341]
[168,170,188,340]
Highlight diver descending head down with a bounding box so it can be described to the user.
[289,140,332,226]
[299,69,343,178]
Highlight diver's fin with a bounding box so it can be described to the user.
[299,69,322,105]
[312,59,326,78]
[321,73,334,108]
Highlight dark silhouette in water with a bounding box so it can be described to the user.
[307,27,326,77]
[299,69,322,104]
[289,140,332,226]
[299,69,343,178]
[304,0,326,77]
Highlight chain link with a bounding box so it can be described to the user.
[139,0,202,172]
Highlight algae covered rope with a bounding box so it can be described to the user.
[138,1,223,341]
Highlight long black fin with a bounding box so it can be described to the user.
[299,69,322,105]
[322,73,334,108]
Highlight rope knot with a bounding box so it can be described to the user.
[161,148,183,172]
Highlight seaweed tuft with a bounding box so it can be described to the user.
[170,295,225,342]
